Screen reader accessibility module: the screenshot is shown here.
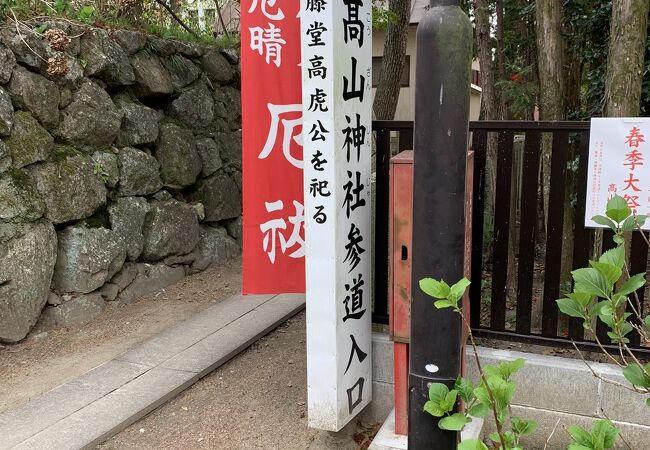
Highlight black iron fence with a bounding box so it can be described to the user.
[372,120,650,357]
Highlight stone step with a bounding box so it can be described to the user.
[0,293,305,450]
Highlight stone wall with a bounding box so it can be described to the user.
[0,22,242,343]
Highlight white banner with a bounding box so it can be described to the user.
[301,0,373,431]
[586,118,650,228]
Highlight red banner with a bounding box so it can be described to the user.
[241,0,305,294]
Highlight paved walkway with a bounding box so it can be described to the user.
[0,293,305,450]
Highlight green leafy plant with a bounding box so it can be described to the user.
[556,195,650,408]
[420,278,537,449]
[91,158,109,183]
[566,419,619,450]
[77,5,96,24]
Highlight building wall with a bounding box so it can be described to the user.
[372,26,481,122]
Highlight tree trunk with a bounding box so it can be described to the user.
[372,0,411,120]
[604,0,649,117]
[604,0,650,284]
[535,0,564,234]
[474,0,503,264]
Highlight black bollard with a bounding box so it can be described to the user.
[408,0,472,449]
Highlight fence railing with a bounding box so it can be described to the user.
[372,120,650,357]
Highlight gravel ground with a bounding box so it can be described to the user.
[0,259,241,414]
[97,312,373,450]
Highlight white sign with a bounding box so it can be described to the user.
[300,0,373,431]
[586,118,650,229]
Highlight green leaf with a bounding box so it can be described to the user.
[483,359,525,381]
[567,424,592,446]
[606,195,631,222]
[618,273,646,297]
[646,397,650,407]
[428,383,449,405]
[590,261,621,286]
[455,376,475,403]
[468,402,490,418]
[423,400,446,417]
[572,267,611,298]
[591,419,618,449]
[599,246,625,269]
[623,364,650,388]
[557,297,587,319]
[420,278,450,299]
[438,412,468,431]
[511,416,538,436]
[434,299,457,309]
[592,215,617,231]
[449,278,471,302]
[457,439,489,450]
[567,445,594,450]
[473,385,491,408]
[440,389,458,412]
[568,292,594,308]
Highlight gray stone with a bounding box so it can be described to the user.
[8,66,60,129]
[213,86,241,129]
[0,359,150,449]
[0,27,48,70]
[52,226,127,293]
[110,30,147,55]
[189,171,241,222]
[117,147,163,196]
[41,293,106,328]
[175,41,204,58]
[191,202,205,221]
[80,28,135,86]
[108,196,150,261]
[129,52,174,98]
[141,199,200,262]
[59,87,72,108]
[114,97,160,147]
[118,263,185,303]
[161,55,201,89]
[116,293,274,366]
[214,131,241,169]
[147,37,178,57]
[154,123,202,188]
[160,293,304,376]
[225,216,242,241]
[191,225,239,272]
[221,49,239,65]
[195,138,222,176]
[29,152,107,225]
[4,111,53,168]
[47,292,62,306]
[151,189,172,201]
[201,49,235,83]
[0,141,10,173]
[110,262,138,291]
[168,81,214,130]
[0,220,57,343]
[99,283,120,301]
[0,86,13,136]
[163,251,198,267]
[91,151,119,188]
[56,80,123,147]
[0,43,16,84]
[0,169,44,222]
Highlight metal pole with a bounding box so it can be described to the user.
[409,1,472,449]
